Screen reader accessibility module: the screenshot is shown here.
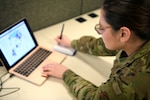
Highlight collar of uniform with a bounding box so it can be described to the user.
[116,40,150,67]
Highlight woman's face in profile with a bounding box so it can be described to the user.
[99,10,122,50]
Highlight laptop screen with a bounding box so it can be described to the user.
[0,19,37,70]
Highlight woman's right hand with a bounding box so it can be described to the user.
[42,63,68,79]
[55,35,71,48]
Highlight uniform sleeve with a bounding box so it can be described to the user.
[71,36,117,56]
[62,70,138,100]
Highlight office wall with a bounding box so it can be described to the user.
[0,0,103,32]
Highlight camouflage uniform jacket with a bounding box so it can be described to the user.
[62,36,150,100]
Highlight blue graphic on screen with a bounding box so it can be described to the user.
[9,31,22,56]
[0,21,36,66]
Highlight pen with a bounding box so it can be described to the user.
[60,24,64,39]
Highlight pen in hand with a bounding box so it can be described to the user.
[60,24,64,39]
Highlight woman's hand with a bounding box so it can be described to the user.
[42,63,68,79]
[55,35,71,48]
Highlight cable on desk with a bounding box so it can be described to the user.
[0,72,20,97]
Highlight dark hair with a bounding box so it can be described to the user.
[102,0,150,40]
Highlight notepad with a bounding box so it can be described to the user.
[54,44,76,56]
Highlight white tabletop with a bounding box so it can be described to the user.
[0,9,115,100]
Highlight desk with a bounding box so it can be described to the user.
[0,9,115,100]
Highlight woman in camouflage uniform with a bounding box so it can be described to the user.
[42,0,150,99]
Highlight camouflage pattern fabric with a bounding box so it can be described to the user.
[71,36,118,56]
[62,36,150,100]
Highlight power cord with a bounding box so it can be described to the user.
[0,72,20,97]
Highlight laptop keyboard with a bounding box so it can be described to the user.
[14,48,52,77]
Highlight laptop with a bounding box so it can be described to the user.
[0,18,66,85]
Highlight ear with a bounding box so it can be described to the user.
[119,27,131,42]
